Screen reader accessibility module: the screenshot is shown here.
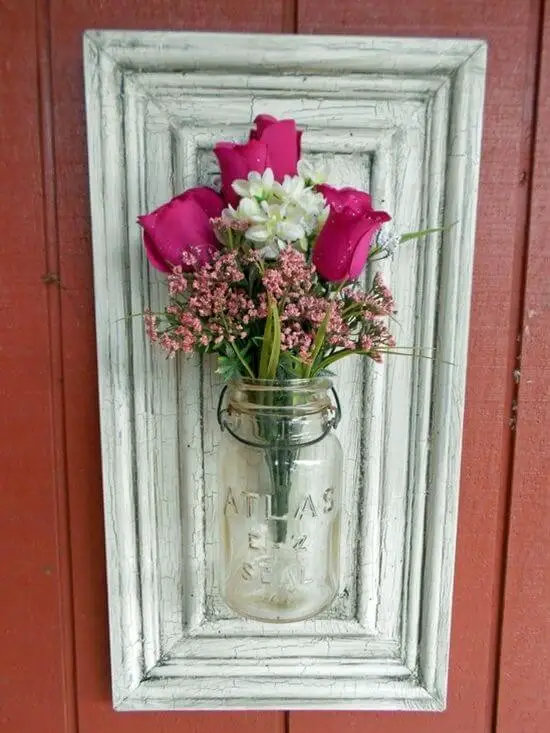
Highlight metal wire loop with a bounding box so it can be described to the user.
[216,384,341,449]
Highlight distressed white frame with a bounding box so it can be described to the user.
[83,30,486,710]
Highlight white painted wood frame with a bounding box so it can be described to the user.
[83,30,487,710]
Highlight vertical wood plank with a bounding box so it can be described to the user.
[48,1,288,732]
[496,1,550,731]
[0,1,76,732]
[293,0,541,732]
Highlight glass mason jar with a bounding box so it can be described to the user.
[217,378,343,623]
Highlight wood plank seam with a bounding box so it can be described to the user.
[493,0,549,730]
[282,0,298,33]
[35,0,79,730]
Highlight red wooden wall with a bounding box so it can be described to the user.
[1,2,548,733]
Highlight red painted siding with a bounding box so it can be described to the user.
[0,2,76,731]
[496,2,550,731]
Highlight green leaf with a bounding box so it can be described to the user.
[227,228,234,250]
[230,341,255,378]
[315,349,366,373]
[366,245,384,259]
[267,306,281,379]
[247,264,259,297]
[258,308,273,379]
[399,225,451,243]
[216,354,243,382]
[276,352,300,380]
[306,304,332,377]
[315,346,452,373]
[277,351,309,379]
[259,297,281,380]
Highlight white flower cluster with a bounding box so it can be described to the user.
[222,161,330,258]
[375,227,402,258]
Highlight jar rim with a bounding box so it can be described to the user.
[230,377,332,390]
[226,377,334,419]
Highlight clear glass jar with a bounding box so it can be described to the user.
[217,378,343,622]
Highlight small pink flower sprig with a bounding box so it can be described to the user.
[139,114,430,381]
[145,244,395,380]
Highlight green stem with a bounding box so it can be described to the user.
[219,313,255,378]
[257,389,299,545]
[267,446,294,544]
[230,340,255,378]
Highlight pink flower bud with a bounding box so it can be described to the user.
[138,187,224,272]
[214,115,302,206]
[313,184,391,282]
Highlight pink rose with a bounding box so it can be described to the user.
[313,184,391,282]
[138,187,224,272]
[249,114,302,181]
[214,114,302,206]
[213,139,269,208]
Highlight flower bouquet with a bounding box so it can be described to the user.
[140,115,397,370]
[138,115,422,621]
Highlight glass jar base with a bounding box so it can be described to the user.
[223,585,338,623]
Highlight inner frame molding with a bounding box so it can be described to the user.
[83,30,486,710]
